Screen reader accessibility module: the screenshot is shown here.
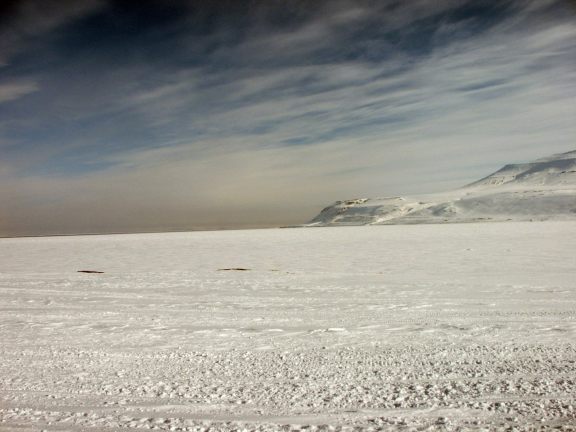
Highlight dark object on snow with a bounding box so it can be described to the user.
[218,268,250,271]
[77,270,105,274]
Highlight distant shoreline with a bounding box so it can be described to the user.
[0,225,286,239]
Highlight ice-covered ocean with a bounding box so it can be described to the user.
[0,222,575,430]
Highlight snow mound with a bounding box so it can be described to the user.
[307,150,576,226]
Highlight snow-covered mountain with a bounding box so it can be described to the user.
[307,150,576,226]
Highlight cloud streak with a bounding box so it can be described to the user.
[0,79,37,102]
[0,0,104,64]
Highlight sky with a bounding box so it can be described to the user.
[1,0,575,236]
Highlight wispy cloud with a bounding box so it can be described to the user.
[0,0,104,64]
[0,79,37,103]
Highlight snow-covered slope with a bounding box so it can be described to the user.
[308,150,576,226]
[466,150,576,188]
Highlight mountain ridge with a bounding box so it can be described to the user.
[307,150,576,226]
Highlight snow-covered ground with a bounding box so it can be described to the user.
[1,222,575,430]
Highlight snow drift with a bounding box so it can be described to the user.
[308,150,576,226]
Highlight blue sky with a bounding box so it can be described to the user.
[1,0,575,235]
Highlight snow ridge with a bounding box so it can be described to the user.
[307,150,576,226]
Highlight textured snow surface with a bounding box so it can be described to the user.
[308,150,576,226]
[0,223,575,431]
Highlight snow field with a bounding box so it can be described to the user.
[0,222,575,430]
